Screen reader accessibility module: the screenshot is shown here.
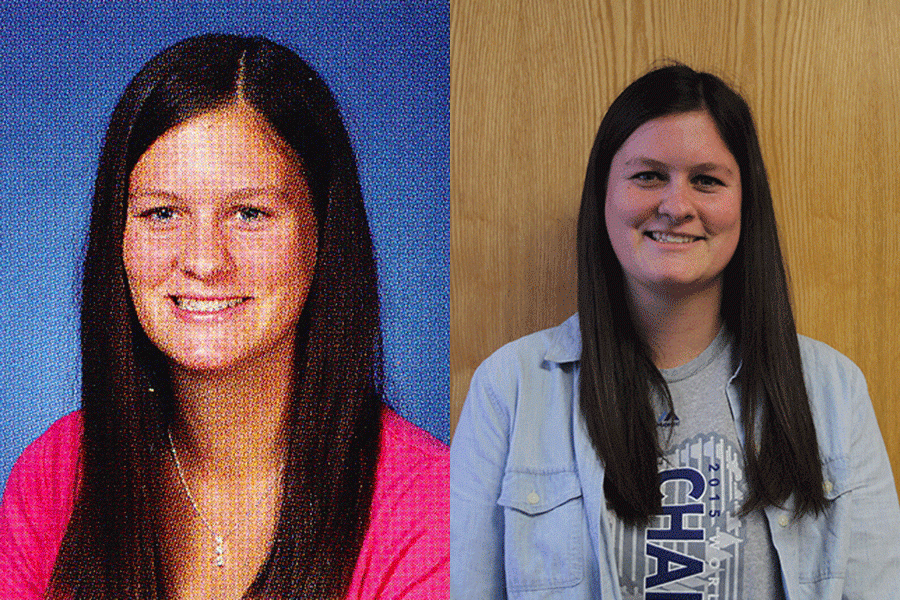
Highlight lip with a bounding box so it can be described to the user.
[169,295,253,322]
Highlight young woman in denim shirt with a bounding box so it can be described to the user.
[451,65,900,599]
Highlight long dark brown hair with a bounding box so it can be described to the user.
[49,34,382,598]
[577,64,826,525]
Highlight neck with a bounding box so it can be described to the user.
[628,280,724,369]
[168,347,294,478]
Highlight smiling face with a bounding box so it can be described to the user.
[604,110,741,304]
[123,103,318,373]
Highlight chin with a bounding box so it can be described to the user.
[653,275,719,295]
[169,341,295,375]
[163,343,249,374]
[171,356,244,374]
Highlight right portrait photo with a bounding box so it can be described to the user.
[450,2,900,599]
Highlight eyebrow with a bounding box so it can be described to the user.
[624,157,735,176]
[128,187,288,202]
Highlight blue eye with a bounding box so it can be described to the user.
[631,171,664,184]
[139,207,177,221]
[237,207,263,220]
[235,206,272,224]
[693,175,724,188]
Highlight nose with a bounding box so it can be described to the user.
[656,180,696,225]
[178,216,232,280]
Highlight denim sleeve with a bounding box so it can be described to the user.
[841,363,900,597]
[451,361,510,599]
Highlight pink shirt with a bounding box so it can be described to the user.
[0,407,449,599]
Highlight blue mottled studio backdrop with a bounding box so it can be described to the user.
[0,1,449,492]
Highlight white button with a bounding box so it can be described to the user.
[823,480,833,494]
[526,491,540,505]
[778,514,790,527]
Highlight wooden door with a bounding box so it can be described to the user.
[451,0,900,490]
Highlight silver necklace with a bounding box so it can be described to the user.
[167,428,285,568]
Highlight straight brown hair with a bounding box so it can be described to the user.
[50,34,383,598]
[577,64,826,525]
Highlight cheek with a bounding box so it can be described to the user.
[604,185,645,246]
[247,230,317,289]
[711,197,742,260]
[604,194,624,251]
[605,182,655,229]
[603,184,622,233]
[122,229,169,288]
[714,196,742,238]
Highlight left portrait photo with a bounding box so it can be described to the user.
[0,3,448,598]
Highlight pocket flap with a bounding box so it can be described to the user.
[821,455,852,500]
[498,470,583,516]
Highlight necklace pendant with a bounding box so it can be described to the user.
[168,429,285,573]
[214,536,225,568]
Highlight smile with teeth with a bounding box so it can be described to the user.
[647,231,701,244]
[172,297,249,313]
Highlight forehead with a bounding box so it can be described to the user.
[615,111,736,168]
[129,104,306,196]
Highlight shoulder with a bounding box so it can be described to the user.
[349,407,448,598]
[469,314,580,407]
[0,412,81,596]
[797,334,868,406]
[478,314,581,374]
[378,406,448,483]
[455,316,581,471]
[24,411,81,457]
[795,335,879,472]
[4,411,82,497]
[797,335,864,378]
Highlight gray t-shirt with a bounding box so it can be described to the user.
[611,328,785,599]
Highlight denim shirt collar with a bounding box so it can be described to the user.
[545,313,744,377]
[544,313,582,364]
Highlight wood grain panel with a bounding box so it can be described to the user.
[451,0,900,490]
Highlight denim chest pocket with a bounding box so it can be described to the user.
[498,470,585,592]
[798,456,853,584]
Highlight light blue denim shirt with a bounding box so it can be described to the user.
[451,314,900,599]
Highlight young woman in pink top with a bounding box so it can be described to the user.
[0,34,448,599]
